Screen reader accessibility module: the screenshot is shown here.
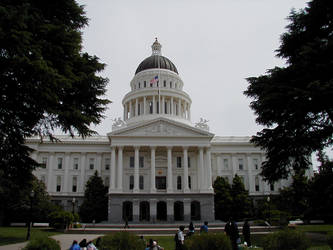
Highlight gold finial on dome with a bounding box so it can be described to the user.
[151,38,162,56]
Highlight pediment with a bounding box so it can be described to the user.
[110,119,213,138]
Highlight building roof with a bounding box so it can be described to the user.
[135,55,179,75]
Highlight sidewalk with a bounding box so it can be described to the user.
[0,234,103,250]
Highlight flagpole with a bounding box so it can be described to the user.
[157,43,161,115]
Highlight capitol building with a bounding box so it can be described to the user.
[26,39,295,223]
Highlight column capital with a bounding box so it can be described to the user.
[134,146,140,150]
[182,146,189,150]
[150,146,156,150]
[167,146,173,150]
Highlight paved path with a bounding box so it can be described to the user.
[0,234,103,250]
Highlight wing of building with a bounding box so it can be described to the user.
[26,39,303,223]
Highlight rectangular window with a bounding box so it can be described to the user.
[177,156,182,168]
[130,156,134,168]
[73,158,79,170]
[164,102,168,114]
[150,82,153,87]
[139,175,144,190]
[72,176,77,192]
[138,82,141,88]
[253,158,259,170]
[138,103,141,115]
[156,101,159,114]
[188,157,191,168]
[170,81,172,88]
[163,80,166,87]
[105,177,109,187]
[57,158,63,169]
[255,176,260,191]
[105,158,110,170]
[89,158,94,170]
[41,157,47,168]
[144,81,146,88]
[156,176,166,190]
[223,159,229,169]
[139,156,144,168]
[177,176,182,190]
[149,101,153,114]
[56,176,61,192]
[129,175,134,190]
[270,183,275,191]
[238,158,244,170]
[188,176,191,189]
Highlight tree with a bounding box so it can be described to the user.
[79,171,108,223]
[213,176,233,221]
[244,0,333,182]
[231,175,252,220]
[305,152,333,222]
[0,0,110,223]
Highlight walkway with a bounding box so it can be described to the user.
[0,234,103,250]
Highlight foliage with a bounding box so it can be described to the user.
[48,210,74,229]
[327,232,333,249]
[184,233,232,250]
[214,176,233,221]
[244,0,333,182]
[278,171,310,218]
[79,171,108,223]
[0,0,110,224]
[263,229,310,250]
[305,152,333,222]
[98,232,146,250]
[22,236,60,250]
[214,175,252,221]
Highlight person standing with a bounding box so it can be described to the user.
[69,240,80,250]
[224,219,240,250]
[187,221,195,237]
[242,220,251,247]
[175,225,185,250]
[200,221,208,233]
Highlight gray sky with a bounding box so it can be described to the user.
[77,0,308,138]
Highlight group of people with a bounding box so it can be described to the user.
[69,238,100,250]
[144,238,164,250]
[224,219,251,250]
[174,221,209,250]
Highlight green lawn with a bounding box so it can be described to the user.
[0,227,60,246]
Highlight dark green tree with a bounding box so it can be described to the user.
[231,175,252,220]
[244,0,333,182]
[278,171,309,217]
[213,176,233,221]
[79,171,108,223]
[305,152,333,222]
[0,0,110,224]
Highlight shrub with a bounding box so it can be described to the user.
[327,232,333,249]
[98,232,146,250]
[48,210,74,229]
[184,233,232,250]
[22,237,60,250]
[263,229,310,250]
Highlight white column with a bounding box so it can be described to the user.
[79,153,86,192]
[178,98,181,116]
[247,154,254,192]
[162,96,165,114]
[143,96,146,115]
[206,148,213,191]
[183,147,190,192]
[135,98,138,116]
[123,103,126,120]
[110,147,116,191]
[64,153,70,193]
[150,147,156,193]
[153,95,156,114]
[199,147,204,191]
[188,104,191,120]
[167,147,173,193]
[47,153,54,192]
[129,100,132,118]
[117,147,123,191]
[134,146,140,192]
[171,97,174,115]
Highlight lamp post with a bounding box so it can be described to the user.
[26,190,34,241]
[72,197,76,215]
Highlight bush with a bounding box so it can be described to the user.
[98,232,146,250]
[22,237,60,250]
[327,232,333,249]
[48,210,74,229]
[184,233,232,250]
[263,229,310,250]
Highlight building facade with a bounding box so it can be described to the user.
[26,39,295,223]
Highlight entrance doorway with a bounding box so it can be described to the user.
[191,201,201,220]
[122,201,133,221]
[156,201,167,221]
[174,201,184,221]
[140,201,150,221]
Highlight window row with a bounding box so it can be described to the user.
[39,157,111,171]
[133,80,180,90]
[128,175,192,190]
[221,158,260,171]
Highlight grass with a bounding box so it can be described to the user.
[0,227,60,246]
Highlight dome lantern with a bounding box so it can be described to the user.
[151,38,162,56]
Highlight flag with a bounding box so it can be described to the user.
[150,75,158,84]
